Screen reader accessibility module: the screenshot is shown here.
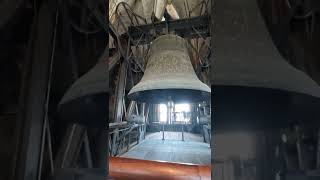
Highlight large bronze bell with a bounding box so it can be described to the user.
[128,34,211,104]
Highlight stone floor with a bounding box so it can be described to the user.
[121,132,211,165]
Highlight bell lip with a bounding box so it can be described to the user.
[127,88,211,104]
[128,77,211,96]
[128,83,211,96]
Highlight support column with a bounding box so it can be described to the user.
[15,1,57,179]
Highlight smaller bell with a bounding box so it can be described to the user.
[128,34,211,104]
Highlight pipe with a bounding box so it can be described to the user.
[109,157,211,180]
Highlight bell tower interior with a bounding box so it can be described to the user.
[1,0,320,179]
[108,0,212,178]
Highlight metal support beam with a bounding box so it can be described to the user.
[113,62,127,122]
[144,104,149,139]
[54,125,86,169]
[127,15,210,44]
[111,62,127,156]
[125,101,136,120]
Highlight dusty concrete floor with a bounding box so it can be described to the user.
[121,132,211,165]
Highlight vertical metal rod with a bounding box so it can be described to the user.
[162,124,165,140]
[295,127,304,170]
[61,125,76,168]
[172,103,175,123]
[202,125,206,142]
[137,126,140,144]
[37,9,59,180]
[38,118,47,180]
[141,103,145,116]
[167,103,170,125]
[112,130,119,156]
[83,131,93,168]
[182,122,184,141]
[108,136,112,156]
[143,124,146,140]
[144,104,149,140]
[135,103,139,115]
[296,140,304,170]
[127,134,130,152]
[145,104,150,123]
[122,98,126,119]
[281,138,289,170]
[46,121,54,175]
[168,104,171,125]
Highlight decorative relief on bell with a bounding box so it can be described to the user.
[146,53,193,74]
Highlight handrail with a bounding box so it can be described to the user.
[109,157,211,180]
